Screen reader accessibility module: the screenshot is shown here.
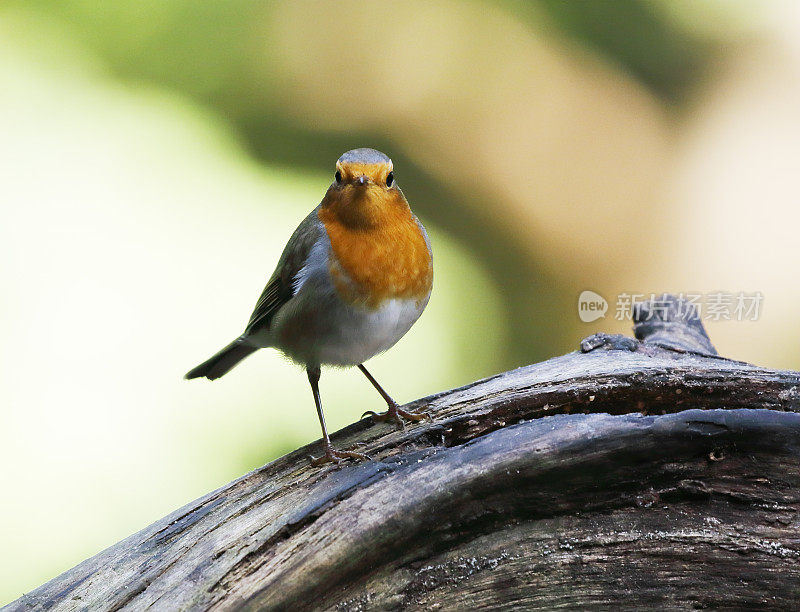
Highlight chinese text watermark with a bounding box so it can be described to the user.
[578,291,763,322]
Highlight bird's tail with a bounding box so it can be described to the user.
[184,337,258,380]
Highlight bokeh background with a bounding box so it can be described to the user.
[2,0,800,604]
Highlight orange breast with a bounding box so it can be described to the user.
[318,193,432,309]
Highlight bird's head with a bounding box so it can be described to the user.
[321,148,406,228]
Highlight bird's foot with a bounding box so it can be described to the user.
[362,402,432,429]
[310,443,370,466]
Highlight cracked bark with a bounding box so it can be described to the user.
[6,295,800,611]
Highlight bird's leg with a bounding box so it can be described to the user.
[358,364,431,428]
[307,366,370,466]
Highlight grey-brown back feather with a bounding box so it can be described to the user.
[244,206,323,336]
[185,207,325,381]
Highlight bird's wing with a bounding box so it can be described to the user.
[244,207,323,336]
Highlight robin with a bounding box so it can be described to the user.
[185,148,433,464]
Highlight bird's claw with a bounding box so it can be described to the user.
[362,404,432,429]
[310,444,371,466]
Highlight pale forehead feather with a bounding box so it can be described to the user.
[337,148,391,166]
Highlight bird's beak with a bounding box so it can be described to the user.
[355,175,368,186]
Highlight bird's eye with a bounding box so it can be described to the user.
[334,170,342,184]
[386,172,394,187]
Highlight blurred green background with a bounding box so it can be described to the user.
[2,0,800,604]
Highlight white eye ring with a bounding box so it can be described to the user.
[386,172,394,187]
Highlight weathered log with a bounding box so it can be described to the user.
[6,296,800,611]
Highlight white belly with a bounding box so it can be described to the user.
[316,297,425,366]
[266,290,429,367]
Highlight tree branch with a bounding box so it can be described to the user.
[7,295,800,611]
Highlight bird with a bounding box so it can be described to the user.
[185,148,433,465]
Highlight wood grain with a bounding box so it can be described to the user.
[6,296,800,611]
